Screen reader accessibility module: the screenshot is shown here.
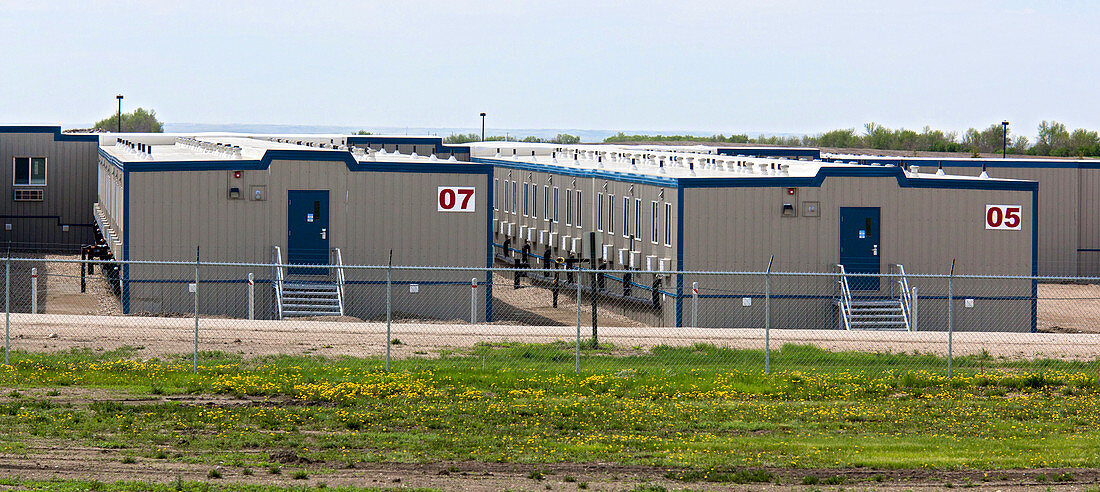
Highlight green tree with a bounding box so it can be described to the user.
[94,107,164,133]
[551,133,580,144]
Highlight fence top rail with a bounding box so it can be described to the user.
[0,256,1086,281]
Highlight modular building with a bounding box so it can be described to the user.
[96,135,492,320]
[0,126,100,249]
[825,153,1099,277]
[474,143,1038,332]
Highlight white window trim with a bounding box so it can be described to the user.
[565,189,573,226]
[664,202,673,247]
[634,198,642,240]
[13,157,47,187]
[622,196,630,238]
[596,193,604,231]
[575,190,583,229]
[493,178,499,211]
[607,194,615,234]
[651,201,659,244]
[553,187,559,223]
[522,182,529,217]
[544,185,550,222]
[531,185,537,219]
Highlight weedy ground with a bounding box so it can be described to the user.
[1,342,1100,490]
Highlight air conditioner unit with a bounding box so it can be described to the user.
[493,218,499,234]
[550,232,559,248]
[629,251,639,269]
[562,235,572,251]
[527,228,535,242]
[618,248,630,265]
[539,229,548,245]
[506,222,513,237]
[646,255,658,272]
[659,258,671,273]
[520,225,528,239]
[571,237,581,254]
[602,244,614,261]
[499,221,506,235]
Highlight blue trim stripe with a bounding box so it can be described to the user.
[0,125,99,142]
[102,148,493,175]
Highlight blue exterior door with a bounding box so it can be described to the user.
[839,207,880,291]
[288,190,329,275]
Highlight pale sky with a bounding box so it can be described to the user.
[1,0,1096,138]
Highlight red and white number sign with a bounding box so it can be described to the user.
[985,205,1022,230]
[438,187,476,212]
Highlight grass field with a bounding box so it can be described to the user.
[2,343,1100,490]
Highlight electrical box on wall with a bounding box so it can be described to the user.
[781,203,796,217]
[802,201,820,217]
[250,185,266,201]
[228,187,241,200]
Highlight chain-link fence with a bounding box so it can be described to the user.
[2,255,1100,376]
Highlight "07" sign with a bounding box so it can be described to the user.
[438,186,476,212]
[985,205,1022,230]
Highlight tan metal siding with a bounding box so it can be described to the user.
[0,132,97,248]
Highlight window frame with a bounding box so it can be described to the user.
[493,178,499,211]
[634,198,642,242]
[664,202,672,246]
[596,192,604,231]
[575,190,583,229]
[622,196,630,238]
[522,182,529,217]
[531,184,537,219]
[553,187,559,223]
[13,157,47,187]
[544,185,550,222]
[651,201,659,244]
[502,180,509,212]
[607,194,615,234]
[565,189,573,226]
[511,181,517,215]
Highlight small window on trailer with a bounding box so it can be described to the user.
[607,194,615,234]
[597,193,604,231]
[651,201,659,244]
[664,202,672,246]
[522,183,529,216]
[565,189,573,226]
[544,185,550,222]
[576,190,582,229]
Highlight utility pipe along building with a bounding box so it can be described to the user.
[473,143,1037,332]
[95,134,492,321]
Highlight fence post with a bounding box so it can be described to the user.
[470,277,477,324]
[575,264,581,373]
[247,273,255,320]
[385,250,392,372]
[193,247,200,374]
[30,268,37,314]
[765,255,773,375]
[947,259,955,378]
[691,282,698,327]
[911,286,918,332]
[4,257,8,366]
[80,247,86,293]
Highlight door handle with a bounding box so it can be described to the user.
[321,228,327,240]
[872,244,878,256]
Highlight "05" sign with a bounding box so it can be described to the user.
[438,187,476,212]
[985,205,1022,230]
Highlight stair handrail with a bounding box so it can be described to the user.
[835,264,853,331]
[272,245,285,319]
[330,247,346,316]
[892,264,913,332]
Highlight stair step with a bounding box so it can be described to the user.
[282,310,342,317]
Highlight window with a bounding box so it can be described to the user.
[596,193,604,231]
[565,189,573,226]
[531,185,537,219]
[622,196,630,238]
[607,194,615,234]
[553,187,559,222]
[664,202,672,246]
[651,201,659,244]
[576,190,583,229]
[511,181,517,214]
[635,198,642,241]
[14,157,46,186]
[522,183,529,216]
[502,180,509,212]
[544,185,550,222]
[494,178,499,211]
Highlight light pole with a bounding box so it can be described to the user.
[1001,120,1009,158]
[116,94,124,133]
[480,112,486,142]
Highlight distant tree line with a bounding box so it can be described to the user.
[605,121,1100,158]
[94,108,164,133]
[443,133,580,145]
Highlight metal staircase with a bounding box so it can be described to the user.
[272,246,346,319]
[835,264,914,331]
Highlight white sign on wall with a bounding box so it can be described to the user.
[985,205,1022,230]
[438,186,476,212]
